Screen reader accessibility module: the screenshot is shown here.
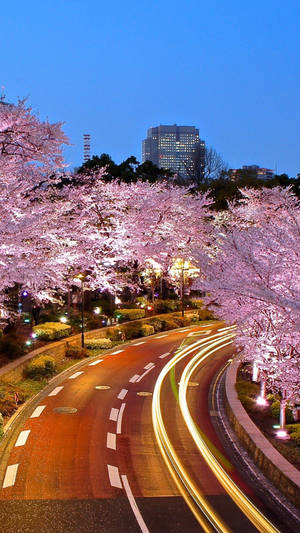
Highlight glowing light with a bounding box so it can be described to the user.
[94,307,101,315]
[25,340,32,346]
[31,332,37,339]
[115,296,121,304]
[256,396,268,406]
[276,429,289,439]
[147,305,153,311]
[24,318,30,323]
[22,290,28,297]
[60,316,67,323]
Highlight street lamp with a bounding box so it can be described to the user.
[73,273,86,348]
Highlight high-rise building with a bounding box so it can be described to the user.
[142,124,205,179]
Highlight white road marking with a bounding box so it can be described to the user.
[2,464,19,488]
[108,465,122,488]
[15,430,31,447]
[107,432,117,450]
[159,352,171,359]
[109,408,119,421]
[129,374,140,383]
[121,474,150,533]
[111,350,124,355]
[48,386,64,396]
[118,388,128,400]
[144,362,154,370]
[30,405,46,418]
[69,371,84,380]
[136,366,155,383]
[89,359,103,366]
[155,334,168,338]
[132,341,146,346]
[117,403,126,434]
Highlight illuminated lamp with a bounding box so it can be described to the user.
[31,332,37,339]
[60,316,67,323]
[256,396,268,406]
[94,307,101,315]
[25,340,32,346]
[22,290,29,297]
[276,429,289,439]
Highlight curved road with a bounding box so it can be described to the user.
[0,325,290,532]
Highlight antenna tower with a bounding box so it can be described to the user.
[83,134,91,162]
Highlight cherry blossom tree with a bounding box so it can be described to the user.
[198,186,300,427]
[0,99,69,318]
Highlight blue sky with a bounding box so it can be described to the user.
[1,0,299,175]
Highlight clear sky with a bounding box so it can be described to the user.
[1,0,299,175]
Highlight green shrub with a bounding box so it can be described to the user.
[106,327,124,341]
[24,356,56,380]
[33,322,71,340]
[236,380,260,399]
[160,319,179,331]
[121,322,143,340]
[187,299,203,309]
[197,308,214,320]
[65,343,88,359]
[140,324,155,337]
[0,335,25,360]
[146,318,164,332]
[271,400,294,423]
[114,309,145,321]
[154,300,180,313]
[287,424,300,445]
[85,338,112,349]
[239,395,256,412]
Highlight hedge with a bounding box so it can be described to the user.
[24,355,56,380]
[140,324,155,337]
[33,322,71,340]
[85,338,112,349]
[114,309,145,321]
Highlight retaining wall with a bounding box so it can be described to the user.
[225,360,300,507]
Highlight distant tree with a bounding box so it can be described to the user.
[76,153,174,184]
[184,145,227,187]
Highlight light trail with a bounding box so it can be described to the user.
[152,330,237,532]
[178,333,281,533]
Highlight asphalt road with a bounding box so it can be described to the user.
[0,325,289,532]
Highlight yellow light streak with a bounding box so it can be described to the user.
[178,337,281,533]
[152,330,236,532]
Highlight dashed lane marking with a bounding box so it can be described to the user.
[48,386,64,396]
[144,362,154,370]
[129,374,140,383]
[69,371,84,380]
[89,359,103,366]
[132,341,146,346]
[30,405,46,418]
[107,432,117,450]
[121,474,150,533]
[159,352,170,359]
[2,464,19,488]
[118,388,128,400]
[136,366,155,383]
[108,465,122,489]
[109,408,119,421]
[117,403,126,434]
[15,430,30,447]
[110,350,124,355]
[155,334,168,338]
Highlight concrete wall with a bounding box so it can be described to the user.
[225,360,300,507]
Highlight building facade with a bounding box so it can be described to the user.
[142,124,205,179]
[229,165,275,181]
